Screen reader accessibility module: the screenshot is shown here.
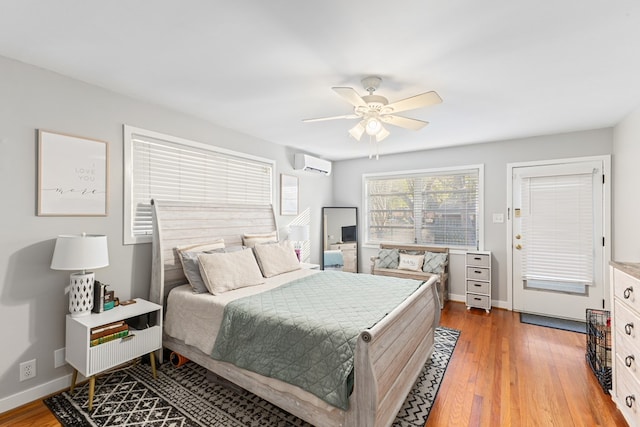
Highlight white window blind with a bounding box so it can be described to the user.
[520,172,594,286]
[124,126,273,244]
[364,166,482,249]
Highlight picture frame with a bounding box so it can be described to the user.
[38,130,109,216]
[280,174,299,216]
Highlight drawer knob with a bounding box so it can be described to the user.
[626,395,635,408]
[474,283,481,287]
[625,323,634,335]
[626,355,635,367]
[474,270,482,274]
[624,286,633,299]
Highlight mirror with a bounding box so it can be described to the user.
[322,207,358,272]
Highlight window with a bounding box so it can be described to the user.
[364,165,483,249]
[124,125,274,244]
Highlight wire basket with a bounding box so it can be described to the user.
[585,308,611,393]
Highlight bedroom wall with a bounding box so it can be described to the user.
[612,104,640,262]
[0,55,332,411]
[331,129,613,306]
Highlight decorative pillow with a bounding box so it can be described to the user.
[242,231,278,248]
[253,241,301,278]
[198,249,265,295]
[176,239,226,293]
[398,253,425,271]
[423,252,448,274]
[375,248,399,269]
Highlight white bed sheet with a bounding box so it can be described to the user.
[164,267,319,355]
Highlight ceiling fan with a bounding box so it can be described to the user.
[303,76,442,157]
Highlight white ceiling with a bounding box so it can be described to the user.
[1,1,640,160]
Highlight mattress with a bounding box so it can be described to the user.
[164,267,319,355]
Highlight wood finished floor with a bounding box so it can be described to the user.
[0,301,627,427]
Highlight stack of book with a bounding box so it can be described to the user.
[90,320,129,347]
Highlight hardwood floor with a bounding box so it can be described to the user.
[428,302,626,427]
[0,301,627,426]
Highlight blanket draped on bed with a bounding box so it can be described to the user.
[211,271,425,410]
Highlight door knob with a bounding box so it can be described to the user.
[515,234,521,239]
[515,244,522,250]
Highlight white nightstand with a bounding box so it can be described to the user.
[301,262,320,270]
[65,298,162,410]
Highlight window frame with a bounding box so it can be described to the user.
[362,164,484,250]
[123,125,275,245]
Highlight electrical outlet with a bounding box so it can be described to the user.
[54,348,66,368]
[19,359,36,381]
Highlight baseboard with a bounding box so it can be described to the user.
[0,373,71,414]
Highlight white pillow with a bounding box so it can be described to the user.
[242,231,278,248]
[197,249,265,295]
[398,253,425,271]
[176,239,226,293]
[253,241,301,278]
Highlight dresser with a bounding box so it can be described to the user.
[611,261,640,427]
[465,251,492,313]
[329,242,357,272]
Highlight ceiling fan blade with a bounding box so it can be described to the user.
[332,87,368,107]
[380,115,429,130]
[302,114,359,123]
[385,91,442,114]
[376,126,390,142]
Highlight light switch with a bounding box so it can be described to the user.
[492,213,504,223]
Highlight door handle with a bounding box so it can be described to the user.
[515,244,522,250]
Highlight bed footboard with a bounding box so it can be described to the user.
[348,275,440,427]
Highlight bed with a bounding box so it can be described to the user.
[323,249,344,270]
[150,200,440,427]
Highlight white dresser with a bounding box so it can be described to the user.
[465,251,492,313]
[611,261,640,427]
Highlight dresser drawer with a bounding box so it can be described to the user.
[466,293,490,310]
[615,359,640,425]
[616,345,640,388]
[466,280,490,294]
[615,300,640,353]
[467,266,490,281]
[466,253,490,268]
[615,268,640,314]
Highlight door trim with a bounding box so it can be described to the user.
[506,155,612,312]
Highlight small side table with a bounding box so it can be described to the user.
[65,298,162,411]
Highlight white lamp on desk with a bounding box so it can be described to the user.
[288,225,310,261]
[51,233,109,317]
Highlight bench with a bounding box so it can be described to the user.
[371,243,449,309]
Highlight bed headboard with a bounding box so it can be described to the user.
[150,200,277,309]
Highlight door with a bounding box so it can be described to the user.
[511,159,605,321]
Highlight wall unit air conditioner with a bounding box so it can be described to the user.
[294,154,332,176]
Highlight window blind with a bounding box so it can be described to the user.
[127,131,273,242]
[365,167,481,249]
[520,172,594,285]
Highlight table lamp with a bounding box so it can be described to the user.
[51,233,109,317]
[288,225,310,261]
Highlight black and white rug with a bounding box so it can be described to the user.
[45,327,460,427]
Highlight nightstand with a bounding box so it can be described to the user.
[301,262,320,270]
[65,298,162,411]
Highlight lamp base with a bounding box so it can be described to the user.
[69,272,94,317]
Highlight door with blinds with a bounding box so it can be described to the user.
[512,159,605,321]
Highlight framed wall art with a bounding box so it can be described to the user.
[38,130,109,216]
[280,174,299,216]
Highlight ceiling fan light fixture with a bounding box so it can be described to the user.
[376,126,390,142]
[365,117,382,135]
[348,122,365,140]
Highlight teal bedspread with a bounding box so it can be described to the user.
[211,271,425,410]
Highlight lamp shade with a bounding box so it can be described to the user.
[288,225,309,242]
[51,234,109,271]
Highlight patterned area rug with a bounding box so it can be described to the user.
[45,327,460,427]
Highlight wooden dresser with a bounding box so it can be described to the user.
[611,261,640,427]
[329,242,357,272]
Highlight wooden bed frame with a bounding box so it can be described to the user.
[149,200,440,427]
